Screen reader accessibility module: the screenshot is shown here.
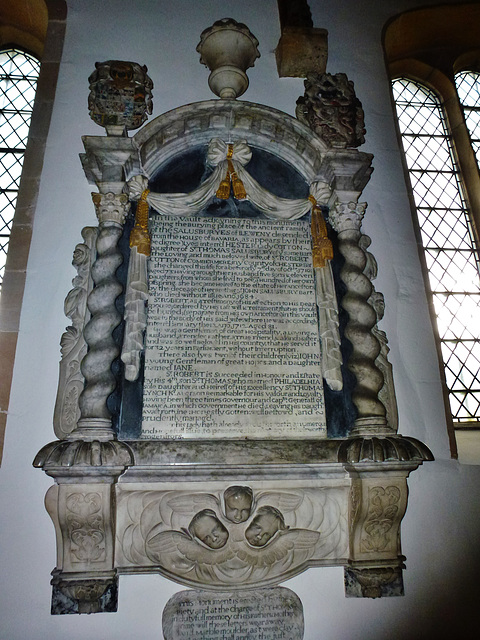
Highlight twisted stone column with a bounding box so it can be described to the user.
[72,192,129,440]
[329,201,392,435]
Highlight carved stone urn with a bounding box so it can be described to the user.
[197,18,260,99]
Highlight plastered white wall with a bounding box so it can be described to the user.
[1,1,479,638]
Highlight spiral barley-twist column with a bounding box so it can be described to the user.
[72,192,129,440]
[329,201,392,435]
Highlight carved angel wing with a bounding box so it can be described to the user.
[255,491,304,514]
[145,528,235,581]
[236,528,321,569]
[166,492,221,515]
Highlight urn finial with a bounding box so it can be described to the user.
[197,18,260,100]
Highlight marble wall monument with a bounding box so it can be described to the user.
[35,17,433,623]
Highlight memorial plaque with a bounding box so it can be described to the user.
[141,215,326,439]
[163,588,304,640]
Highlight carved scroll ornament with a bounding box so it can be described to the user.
[54,227,98,439]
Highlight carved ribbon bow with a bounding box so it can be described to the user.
[206,139,252,200]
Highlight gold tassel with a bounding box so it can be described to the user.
[310,196,333,268]
[231,169,247,200]
[216,144,247,200]
[216,171,231,199]
[130,188,151,256]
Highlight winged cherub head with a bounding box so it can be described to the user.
[224,486,253,523]
[188,509,229,549]
[245,506,288,547]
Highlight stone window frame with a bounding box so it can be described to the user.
[0,0,66,462]
[0,48,41,288]
[384,3,480,458]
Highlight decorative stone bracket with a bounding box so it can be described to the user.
[35,436,432,612]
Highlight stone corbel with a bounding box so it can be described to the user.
[275,0,328,79]
[340,436,434,597]
[34,439,133,614]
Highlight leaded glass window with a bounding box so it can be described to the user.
[0,49,40,289]
[456,71,480,168]
[392,78,480,424]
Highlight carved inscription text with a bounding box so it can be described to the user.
[163,588,304,640]
[141,215,326,439]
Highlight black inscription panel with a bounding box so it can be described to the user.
[141,216,326,439]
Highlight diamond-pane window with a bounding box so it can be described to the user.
[456,71,480,167]
[392,78,480,424]
[0,49,40,289]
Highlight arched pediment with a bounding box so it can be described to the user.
[132,99,329,184]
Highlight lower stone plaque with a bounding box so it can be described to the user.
[163,587,304,640]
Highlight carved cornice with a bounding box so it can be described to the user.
[80,136,136,191]
[29,437,431,482]
[338,436,434,465]
[319,149,373,200]
[33,439,134,476]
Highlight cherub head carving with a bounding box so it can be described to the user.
[188,509,229,549]
[224,486,253,523]
[245,506,288,547]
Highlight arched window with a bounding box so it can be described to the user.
[456,71,480,167]
[0,49,40,289]
[384,4,480,461]
[0,1,66,462]
[392,78,480,427]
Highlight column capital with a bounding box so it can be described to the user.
[92,192,129,226]
[329,201,366,233]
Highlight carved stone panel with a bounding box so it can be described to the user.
[348,474,409,564]
[163,587,304,639]
[57,483,115,574]
[115,482,349,589]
